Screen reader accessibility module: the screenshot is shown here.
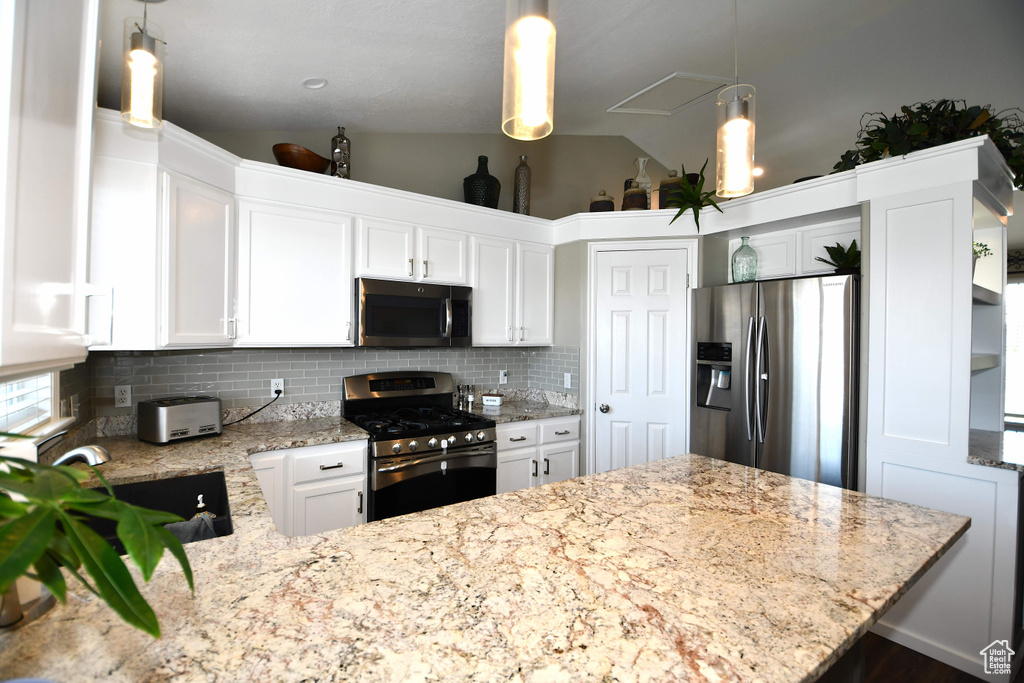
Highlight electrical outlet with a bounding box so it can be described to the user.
[563,372,572,389]
[499,369,508,385]
[271,379,285,397]
[114,385,132,407]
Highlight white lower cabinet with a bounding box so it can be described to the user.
[252,441,367,537]
[496,416,580,494]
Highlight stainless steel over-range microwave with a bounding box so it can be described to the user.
[356,278,471,347]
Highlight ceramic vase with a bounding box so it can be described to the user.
[512,155,531,215]
[732,237,758,282]
[464,156,500,208]
[331,126,350,179]
[589,190,614,212]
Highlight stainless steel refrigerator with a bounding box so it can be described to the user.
[690,274,859,488]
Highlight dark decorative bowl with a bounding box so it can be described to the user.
[272,143,331,174]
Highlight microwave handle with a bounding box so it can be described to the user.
[444,298,453,338]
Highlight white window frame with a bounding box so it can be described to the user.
[0,370,75,462]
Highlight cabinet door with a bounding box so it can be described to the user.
[539,442,579,485]
[471,236,515,345]
[354,217,415,280]
[249,451,286,533]
[516,242,554,345]
[291,475,365,536]
[161,173,235,346]
[237,200,353,346]
[497,447,539,494]
[0,0,97,373]
[418,226,467,284]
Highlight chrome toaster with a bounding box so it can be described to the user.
[137,396,222,445]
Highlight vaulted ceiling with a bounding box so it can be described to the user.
[96,0,1023,241]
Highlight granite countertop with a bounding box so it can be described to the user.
[478,399,581,424]
[968,428,1024,471]
[0,419,968,682]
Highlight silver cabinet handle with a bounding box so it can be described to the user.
[554,430,570,436]
[519,326,524,341]
[346,321,352,342]
[319,462,344,471]
[357,491,363,514]
[599,404,610,413]
[532,460,538,477]
[228,317,238,339]
[509,436,527,442]
[423,260,429,277]
[408,258,414,277]
[543,458,550,475]
[507,326,513,342]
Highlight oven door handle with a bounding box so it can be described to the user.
[444,298,453,339]
[372,443,496,491]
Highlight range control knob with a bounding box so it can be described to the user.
[392,443,402,454]
[427,437,438,448]
[464,432,473,443]
[408,440,419,452]
[476,431,486,441]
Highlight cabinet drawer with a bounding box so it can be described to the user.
[539,417,580,444]
[497,422,538,450]
[291,441,366,484]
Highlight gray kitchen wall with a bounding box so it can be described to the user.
[195,130,671,221]
[71,346,579,418]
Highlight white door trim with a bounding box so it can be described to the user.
[584,238,699,475]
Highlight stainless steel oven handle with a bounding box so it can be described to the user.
[444,298,453,338]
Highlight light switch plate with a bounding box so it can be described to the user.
[563,372,572,389]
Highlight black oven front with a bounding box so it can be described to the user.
[367,442,497,522]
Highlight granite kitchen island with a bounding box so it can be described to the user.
[0,421,969,682]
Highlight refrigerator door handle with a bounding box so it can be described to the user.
[755,315,767,445]
[744,316,755,441]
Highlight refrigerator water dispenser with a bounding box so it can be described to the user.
[696,342,732,411]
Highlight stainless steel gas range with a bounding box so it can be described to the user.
[341,371,497,522]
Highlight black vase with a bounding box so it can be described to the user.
[464,156,500,208]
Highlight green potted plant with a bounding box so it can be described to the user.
[831,100,1024,190]
[665,159,723,232]
[815,240,861,274]
[0,457,193,637]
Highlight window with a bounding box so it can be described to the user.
[1007,281,1024,429]
[0,372,55,435]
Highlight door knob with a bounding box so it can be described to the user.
[599,404,610,413]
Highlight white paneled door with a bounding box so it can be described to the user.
[594,249,689,473]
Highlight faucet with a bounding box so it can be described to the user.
[52,445,111,467]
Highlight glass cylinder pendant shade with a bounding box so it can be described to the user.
[716,84,755,198]
[501,0,555,141]
[121,16,164,128]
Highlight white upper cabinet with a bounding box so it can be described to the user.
[355,217,468,284]
[0,0,98,375]
[417,226,468,284]
[470,236,516,345]
[354,217,415,280]
[516,242,554,345]
[471,237,553,346]
[236,199,354,346]
[162,172,235,346]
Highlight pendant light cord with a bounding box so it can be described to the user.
[733,0,739,86]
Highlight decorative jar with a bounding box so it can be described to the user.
[732,237,758,282]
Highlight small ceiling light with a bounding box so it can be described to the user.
[120,0,165,129]
[752,167,764,177]
[501,0,556,141]
[716,0,756,198]
[301,77,328,90]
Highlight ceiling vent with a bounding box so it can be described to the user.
[608,72,732,116]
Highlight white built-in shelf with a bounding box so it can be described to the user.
[972,284,1001,306]
[971,353,1001,372]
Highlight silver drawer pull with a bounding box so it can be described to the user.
[319,462,345,471]
[357,491,363,514]
[509,436,527,442]
[554,430,570,436]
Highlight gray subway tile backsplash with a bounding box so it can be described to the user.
[72,346,579,417]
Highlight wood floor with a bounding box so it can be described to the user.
[863,632,984,682]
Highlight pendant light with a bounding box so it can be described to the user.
[716,0,755,198]
[501,0,556,141]
[121,0,165,129]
